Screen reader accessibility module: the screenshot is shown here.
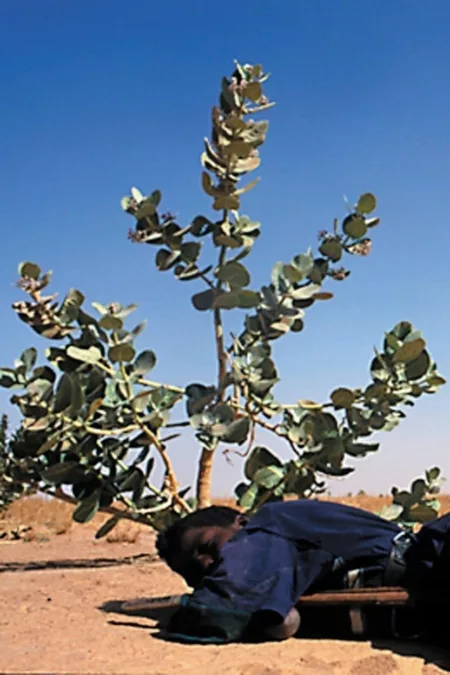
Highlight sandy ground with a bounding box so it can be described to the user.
[1,521,450,675]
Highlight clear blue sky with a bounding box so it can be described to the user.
[1,0,449,497]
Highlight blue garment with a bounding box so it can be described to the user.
[165,499,450,644]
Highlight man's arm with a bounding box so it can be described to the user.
[165,596,301,643]
[163,528,333,643]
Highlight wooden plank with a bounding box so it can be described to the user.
[121,585,449,613]
[298,587,410,606]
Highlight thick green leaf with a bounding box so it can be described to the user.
[283,264,304,284]
[67,345,102,365]
[319,239,342,262]
[108,344,136,364]
[342,214,367,239]
[102,379,121,408]
[150,189,162,207]
[212,291,240,310]
[330,387,355,409]
[70,374,85,416]
[27,378,53,400]
[308,258,329,283]
[245,81,262,102]
[136,199,156,219]
[238,482,259,510]
[178,486,191,500]
[211,402,234,424]
[72,490,101,524]
[185,383,216,416]
[222,141,252,159]
[369,412,386,430]
[284,465,315,496]
[292,252,314,278]
[99,315,123,331]
[191,216,213,237]
[133,391,151,413]
[411,479,427,498]
[379,504,404,521]
[405,351,431,380]
[53,373,73,413]
[237,215,260,233]
[117,468,143,492]
[312,292,333,301]
[409,503,439,523]
[218,261,250,289]
[131,187,143,202]
[392,321,413,340]
[271,262,290,295]
[298,400,323,411]
[91,302,109,316]
[65,288,85,308]
[253,465,285,490]
[181,242,201,263]
[311,412,339,440]
[95,516,120,539]
[427,375,447,387]
[21,348,37,373]
[191,289,216,311]
[134,350,157,375]
[366,217,380,228]
[41,462,86,484]
[236,290,260,308]
[114,304,138,320]
[370,356,391,382]
[345,441,380,457]
[426,467,441,483]
[72,478,101,501]
[235,482,250,500]
[316,464,354,477]
[156,249,180,271]
[356,193,376,214]
[384,332,403,353]
[121,196,133,211]
[59,290,84,326]
[364,383,388,402]
[145,457,155,478]
[291,283,321,300]
[244,446,283,481]
[221,417,250,444]
[392,490,416,508]
[124,321,147,343]
[0,369,17,388]
[392,338,426,363]
[18,261,41,280]
[132,469,146,504]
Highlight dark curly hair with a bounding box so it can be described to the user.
[155,505,240,567]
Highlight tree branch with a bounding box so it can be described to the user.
[214,245,228,403]
[197,244,228,508]
[138,422,192,513]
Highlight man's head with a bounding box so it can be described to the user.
[156,506,247,588]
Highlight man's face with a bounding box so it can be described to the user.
[171,518,244,588]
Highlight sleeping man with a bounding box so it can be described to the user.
[155,499,450,644]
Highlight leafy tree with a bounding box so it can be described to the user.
[0,61,446,537]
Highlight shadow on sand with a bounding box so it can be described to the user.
[0,552,157,573]
[99,594,450,669]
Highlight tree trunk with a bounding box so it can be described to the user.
[196,447,213,508]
